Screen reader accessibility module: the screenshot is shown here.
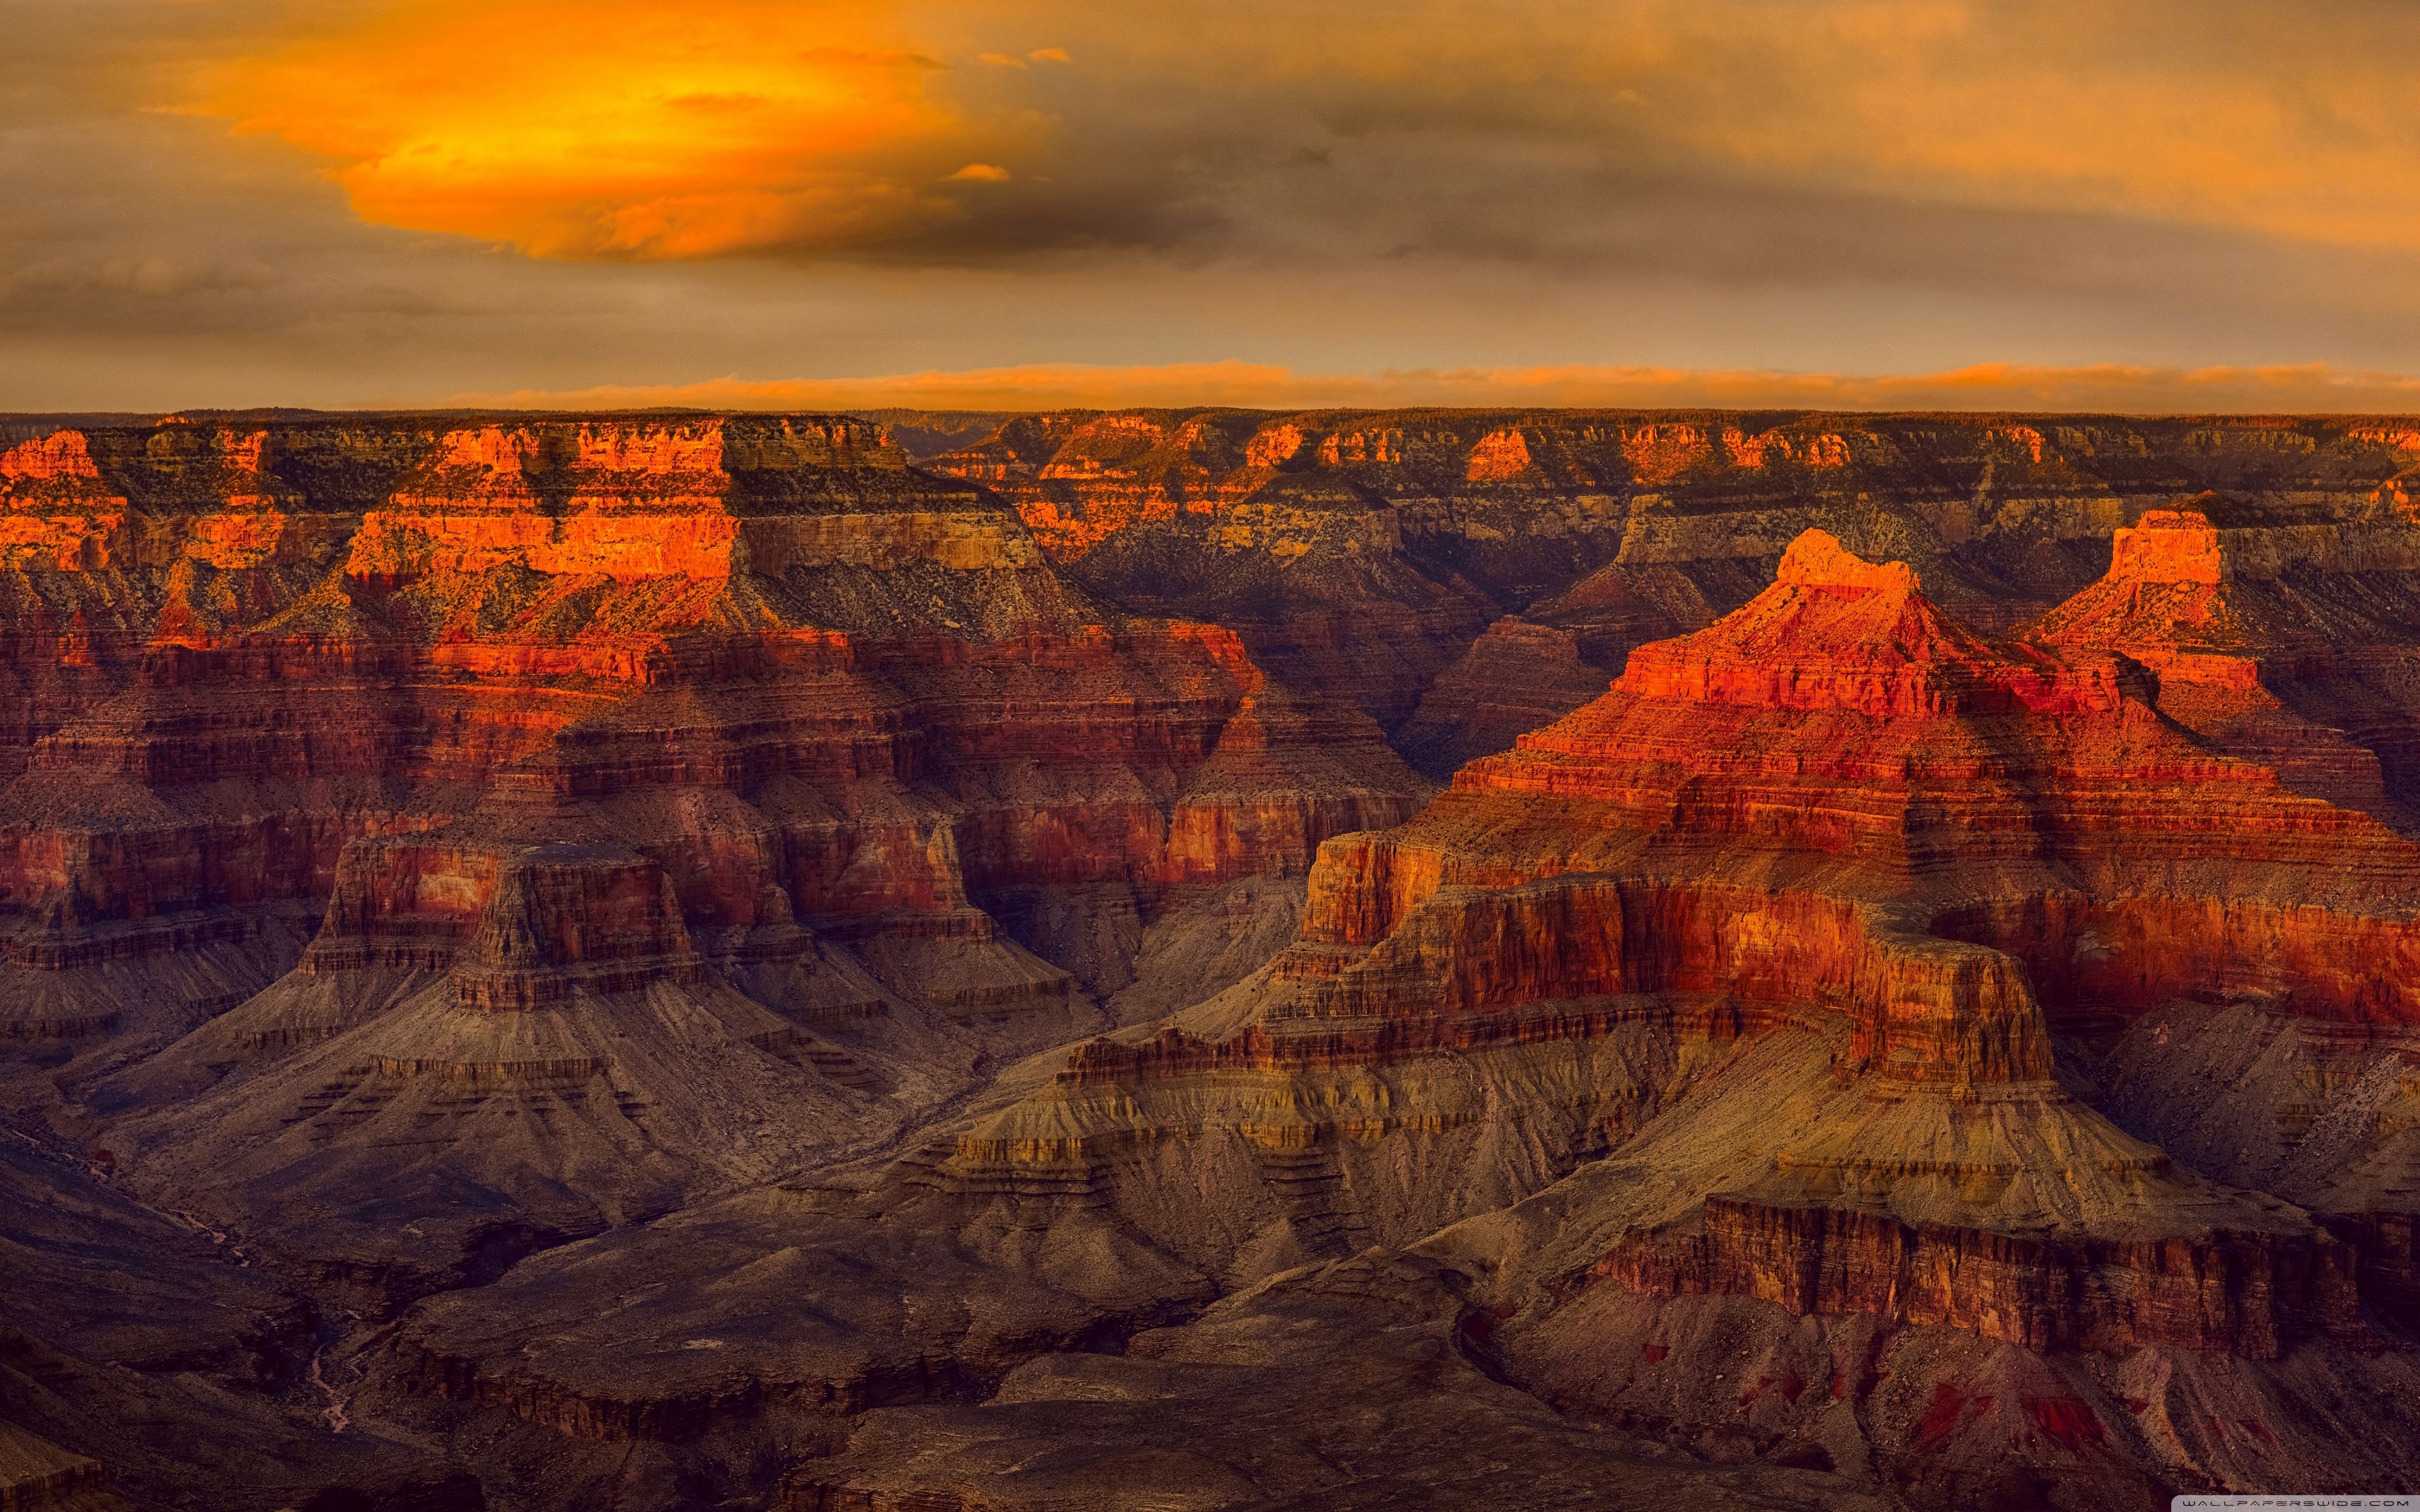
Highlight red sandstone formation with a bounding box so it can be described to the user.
[860,519,2420,1506]
[926,410,1628,733]
[0,413,1415,958]
[9,410,2420,1512]
[2025,501,2420,822]
[0,413,1424,1292]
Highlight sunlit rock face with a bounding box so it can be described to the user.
[9,409,2420,1512]
[0,412,1420,931]
[891,521,2420,1509]
[0,413,1426,1295]
[932,410,2420,779]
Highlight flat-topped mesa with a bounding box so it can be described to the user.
[302,838,502,974]
[2028,499,2420,658]
[1773,529,1913,593]
[309,837,706,992]
[1596,1190,2365,1358]
[2011,504,2420,829]
[2111,507,2227,585]
[2028,508,2249,679]
[1269,876,2053,1087]
[1616,530,2121,718]
[449,845,705,1010]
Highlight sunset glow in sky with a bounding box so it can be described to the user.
[205,2,981,260]
[8,0,2420,411]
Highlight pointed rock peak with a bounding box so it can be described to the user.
[1774,529,1918,595]
[1612,529,2119,717]
[2109,508,2224,586]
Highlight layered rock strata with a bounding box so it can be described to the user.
[0,414,1424,1292]
[923,411,2420,762]
[14,410,2420,1511]
[2027,502,2420,822]
[95,837,908,1297]
[798,524,2420,1506]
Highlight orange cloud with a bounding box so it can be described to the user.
[186,0,2420,264]
[442,360,2420,415]
[199,0,996,258]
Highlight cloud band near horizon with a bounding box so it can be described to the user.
[442,361,2420,416]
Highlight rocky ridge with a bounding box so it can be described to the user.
[793,520,2420,1506]
[6,409,2420,1510]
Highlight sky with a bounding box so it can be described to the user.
[7,0,2420,413]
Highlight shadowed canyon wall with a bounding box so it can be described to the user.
[8,408,2420,1512]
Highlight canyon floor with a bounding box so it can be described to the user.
[4,408,2420,1511]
